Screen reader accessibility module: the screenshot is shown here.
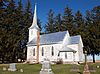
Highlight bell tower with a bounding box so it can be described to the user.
[28,4,39,42]
[28,4,40,63]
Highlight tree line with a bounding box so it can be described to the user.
[0,0,100,63]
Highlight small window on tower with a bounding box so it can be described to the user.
[33,48,35,56]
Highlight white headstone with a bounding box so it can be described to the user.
[20,69,23,72]
[8,63,16,71]
[40,58,54,74]
[97,65,99,68]
[3,67,7,71]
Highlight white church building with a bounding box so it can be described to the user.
[27,5,84,64]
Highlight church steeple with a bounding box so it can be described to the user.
[29,4,39,29]
[28,4,40,42]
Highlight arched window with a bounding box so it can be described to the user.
[51,46,54,56]
[42,47,44,56]
[65,52,67,59]
[33,48,35,56]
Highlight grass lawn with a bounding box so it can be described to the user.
[0,63,100,74]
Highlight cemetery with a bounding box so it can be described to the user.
[0,62,100,74]
[0,49,100,74]
[1,51,99,74]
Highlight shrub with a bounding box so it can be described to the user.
[56,58,63,64]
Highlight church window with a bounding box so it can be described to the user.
[65,52,67,59]
[58,52,60,56]
[51,46,54,56]
[33,48,35,56]
[42,47,44,56]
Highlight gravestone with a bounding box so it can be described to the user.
[70,64,80,72]
[20,69,23,72]
[83,64,90,74]
[40,59,54,74]
[83,51,90,74]
[8,63,16,71]
[88,65,96,72]
[96,65,99,68]
[3,67,7,71]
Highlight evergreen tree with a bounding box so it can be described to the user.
[15,0,26,61]
[45,9,55,33]
[74,11,86,46]
[84,10,92,54]
[88,6,100,63]
[0,0,7,63]
[62,6,74,35]
[74,10,85,34]
[21,0,32,60]
[55,13,63,32]
[0,0,18,62]
[84,6,100,63]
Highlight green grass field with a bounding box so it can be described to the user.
[0,63,100,74]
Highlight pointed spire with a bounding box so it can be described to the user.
[30,3,39,29]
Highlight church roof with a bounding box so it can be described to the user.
[28,31,81,46]
[28,31,67,45]
[69,35,81,45]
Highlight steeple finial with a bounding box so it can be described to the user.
[30,3,39,29]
